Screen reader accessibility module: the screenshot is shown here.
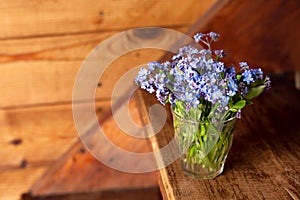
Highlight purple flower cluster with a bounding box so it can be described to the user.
[136,48,236,109]
[237,62,271,95]
[135,32,271,119]
[136,61,171,105]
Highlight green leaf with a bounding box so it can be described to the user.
[200,124,206,136]
[220,72,225,79]
[237,74,242,81]
[246,100,253,105]
[232,100,246,110]
[189,146,196,158]
[174,101,186,118]
[203,135,207,142]
[228,108,238,112]
[245,85,266,99]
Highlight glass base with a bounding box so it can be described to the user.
[181,159,225,179]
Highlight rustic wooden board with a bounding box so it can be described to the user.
[0,0,216,39]
[0,29,189,107]
[0,49,165,107]
[0,32,116,62]
[0,0,218,107]
[0,166,47,200]
[23,91,161,199]
[0,1,220,199]
[22,187,161,200]
[141,75,300,199]
[0,101,110,170]
[188,0,300,72]
[24,145,161,199]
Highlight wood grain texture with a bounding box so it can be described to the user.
[141,75,300,199]
[0,48,165,107]
[0,0,217,39]
[22,187,161,200]
[0,32,115,62]
[0,30,187,107]
[23,91,161,199]
[24,147,161,200]
[0,0,218,107]
[0,1,217,199]
[0,166,47,200]
[188,0,300,73]
[0,101,110,170]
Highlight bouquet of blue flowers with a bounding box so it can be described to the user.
[135,32,271,178]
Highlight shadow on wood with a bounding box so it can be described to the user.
[187,0,300,73]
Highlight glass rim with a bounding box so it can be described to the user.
[170,106,237,124]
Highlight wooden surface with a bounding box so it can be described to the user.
[0,0,216,38]
[22,92,161,199]
[0,167,47,200]
[187,0,300,73]
[0,101,110,170]
[144,3,300,197]
[0,100,110,200]
[141,75,300,200]
[4,0,299,199]
[0,1,217,199]
[0,0,217,108]
[0,45,168,107]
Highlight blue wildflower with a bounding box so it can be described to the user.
[250,68,264,80]
[194,33,206,43]
[220,96,229,106]
[214,50,227,58]
[236,110,242,119]
[147,86,155,93]
[209,32,220,42]
[172,54,181,61]
[238,82,249,96]
[227,79,238,97]
[213,62,225,73]
[225,67,236,78]
[265,76,271,90]
[147,62,156,71]
[239,62,249,70]
[156,87,169,105]
[135,68,148,81]
[136,32,270,121]
[242,70,253,84]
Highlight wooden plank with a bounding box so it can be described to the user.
[0,32,116,62]
[26,147,161,199]
[0,49,165,107]
[22,187,161,200]
[24,91,161,199]
[0,0,218,107]
[0,166,47,200]
[188,0,300,72]
[0,29,188,107]
[0,0,217,39]
[141,74,300,199]
[0,100,110,169]
[0,31,116,108]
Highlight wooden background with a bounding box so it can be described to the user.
[0,0,217,199]
[1,0,299,199]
